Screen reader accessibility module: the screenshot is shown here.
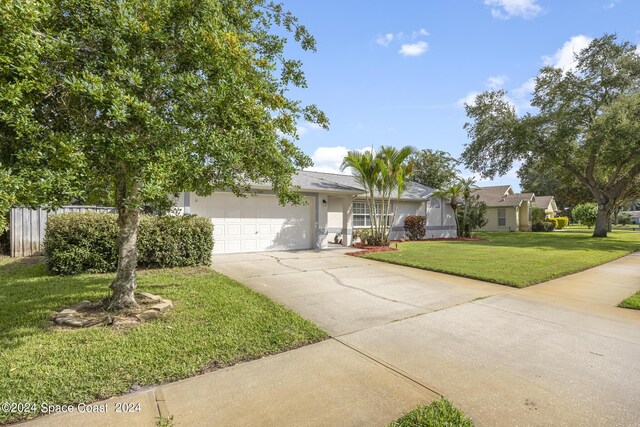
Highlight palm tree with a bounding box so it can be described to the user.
[342,145,415,245]
[434,181,464,238]
[341,150,379,240]
[376,146,416,241]
[458,177,478,237]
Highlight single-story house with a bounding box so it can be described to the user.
[533,195,558,218]
[472,185,535,232]
[174,170,456,254]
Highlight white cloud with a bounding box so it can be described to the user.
[413,28,430,38]
[399,41,429,57]
[376,33,394,47]
[296,122,323,138]
[486,75,507,90]
[306,146,373,174]
[542,34,593,71]
[512,77,536,98]
[604,0,619,10]
[484,0,543,19]
[456,91,481,108]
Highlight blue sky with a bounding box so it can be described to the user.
[282,0,640,191]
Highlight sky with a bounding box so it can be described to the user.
[280,0,640,191]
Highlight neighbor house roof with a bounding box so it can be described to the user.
[535,196,556,210]
[472,186,534,207]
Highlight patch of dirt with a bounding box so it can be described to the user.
[347,244,398,256]
[51,292,173,330]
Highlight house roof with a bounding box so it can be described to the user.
[472,186,534,207]
[534,196,556,210]
[293,170,436,201]
[291,171,364,194]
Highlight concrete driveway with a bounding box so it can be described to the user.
[213,249,640,426]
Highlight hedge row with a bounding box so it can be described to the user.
[44,213,213,275]
[545,216,569,230]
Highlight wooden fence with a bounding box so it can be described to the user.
[10,206,116,257]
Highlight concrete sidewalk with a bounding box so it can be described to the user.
[23,250,640,426]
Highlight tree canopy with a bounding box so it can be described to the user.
[517,158,593,210]
[462,34,640,237]
[410,149,459,190]
[0,0,326,306]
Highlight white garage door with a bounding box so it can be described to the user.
[192,193,314,254]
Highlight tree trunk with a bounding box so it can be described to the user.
[593,205,610,238]
[109,174,142,309]
[109,206,140,307]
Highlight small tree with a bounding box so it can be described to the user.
[618,212,632,226]
[434,182,464,238]
[457,195,487,237]
[1,1,327,308]
[572,203,598,228]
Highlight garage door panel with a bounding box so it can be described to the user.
[227,225,242,236]
[204,193,313,254]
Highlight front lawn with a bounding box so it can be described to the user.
[0,257,326,424]
[388,398,473,427]
[362,229,640,288]
[619,290,640,310]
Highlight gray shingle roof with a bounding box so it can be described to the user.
[254,170,436,200]
[472,185,534,207]
[534,196,555,210]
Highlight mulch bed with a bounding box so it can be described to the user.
[346,243,398,256]
[347,237,486,256]
[51,292,173,329]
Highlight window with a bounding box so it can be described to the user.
[429,198,440,208]
[498,208,507,227]
[352,202,393,227]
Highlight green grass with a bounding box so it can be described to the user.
[388,398,473,427]
[619,290,640,310]
[0,257,326,424]
[363,228,640,288]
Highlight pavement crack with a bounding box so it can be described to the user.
[332,338,442,398]
[322,269,424,309]
[264,254,306,272]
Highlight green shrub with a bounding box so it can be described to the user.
[545,217,558,228]
[530,207,546,224]
[618,212,632,226]
[45,213,213,275]
[404,215,426,240]
[555,216,569,229]
[572,203,598,228]
[532,220,555,232]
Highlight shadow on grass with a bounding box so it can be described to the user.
[0,258,176,351]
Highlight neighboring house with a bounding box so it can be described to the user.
[472,185,535,232]
[174,170,456,254]
[533,195,558,218]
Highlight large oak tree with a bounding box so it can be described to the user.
[462,35,640,237]
[0,0,327,307]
